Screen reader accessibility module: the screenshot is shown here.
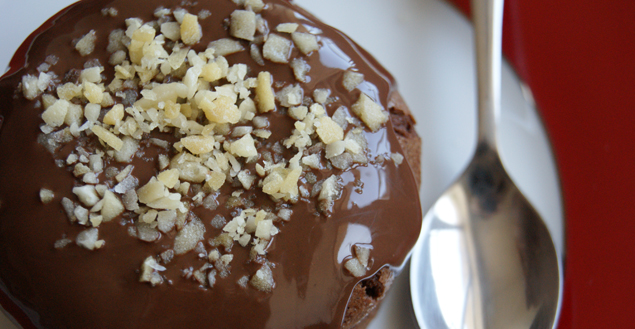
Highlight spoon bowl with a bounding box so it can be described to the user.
[409,0,562,327]
[410,142,561,329]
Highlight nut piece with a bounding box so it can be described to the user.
[290,58,310,82]
[181,135,215,155]
[57,83,82,101]
[342,71,364,91]
[245,0,265,12]
[181,13,202,45]
[276,84,303,107]
[205,171,225,191]
[91,125,124,151]
[101,190,124,222]
[137,177,167,205]
[157,210,177,233]
[256,71,275,112]
[54,238,73,249]
[161,22,181,41]
[207,39,245,57]
[174,219,206,255]
[73,185,100,207]
[289,106,308,120]
[292,32,319,55]
[277,209,293,221]
[42,99,70,127]
[391,152,404,165]
[200,62,222,83]
[262,34,292,63]
[76,228,105,250]
[114,137,139,163]
[39,188,55,204]
[103,104,124,125]
[229,10,256,41]
[316,116,344,144]
[354,245,371,267]
[250,264,275,292]
[318,175,343,214]
[84,103,101,122]
[139,256,166,286]
[198,94,241,124]
[325,140,346,158]
[75,30,97,56]
[276,23,299,33]
[351,93,388,132]
[157,169,180,188]
[83,82,104,104]
[230,134,258,158]
[21,75,40,100]
[344,258,366,277]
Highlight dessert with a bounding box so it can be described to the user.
[0,0,422,328]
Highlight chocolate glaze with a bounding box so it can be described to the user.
[0,0,422,328]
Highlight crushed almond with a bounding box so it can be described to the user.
[75,30,97,56]
[230,10,257,41]
[262,34,292,63]
[292,32,319,55]
[39,188,55,204]
[180,13,202,45]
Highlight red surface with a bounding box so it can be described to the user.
[450,0,635,327]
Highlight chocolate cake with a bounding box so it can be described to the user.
[0,0,422,328]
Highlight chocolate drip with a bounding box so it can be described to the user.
[0,0,422,328]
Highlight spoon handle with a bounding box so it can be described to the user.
[471,0,504,150]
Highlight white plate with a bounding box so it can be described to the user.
[0,0,563,328]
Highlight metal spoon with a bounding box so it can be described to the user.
[408,0,562,328]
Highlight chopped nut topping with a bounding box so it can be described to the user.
[174,219,206,255]
[290,58,310,82]
[391,152,404,165]
[263,34,292,63]
[208,38,245,56]
[42,99,69,127]
[276,23,299,33]
[76,228,105,250]
[230,134,258,157]
[292,32,319,55]
[75,30,97,56]
[230,10,257,41]
[351,93,388,132]
[103,104,124,125]
[181,135,216,155]
[140,256,166,286]
[19,1,401,296]
[344,245,372,277]
[256,71,275,112]
[342,71,364,91]
[101,191,124,222]
[344,258,366,277]
[161,22,181,41]
[39,188,55,204]
[180,13,202,45]
[250,264,274,292]
[91,125,123,151]
[244,0,265,12]
[72,185,100,207]
[316,116,344,145]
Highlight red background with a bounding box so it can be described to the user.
[449,0,635,327]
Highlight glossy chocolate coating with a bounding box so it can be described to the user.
[0,0,422,328]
